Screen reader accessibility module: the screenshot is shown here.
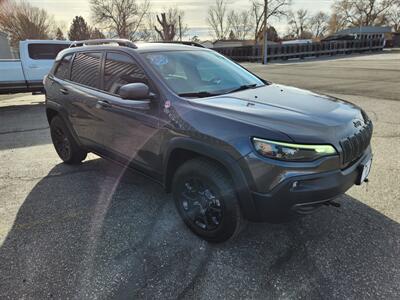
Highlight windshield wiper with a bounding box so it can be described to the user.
[178,91,220,98]
[225,84,258,94]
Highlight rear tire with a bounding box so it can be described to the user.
[50,116,87,164]
[172,158,243,243]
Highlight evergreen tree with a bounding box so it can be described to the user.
[55,28,65,40]
[68,16,91,41]
[228,30,236,40]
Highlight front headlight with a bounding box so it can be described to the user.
[252,138,337,161]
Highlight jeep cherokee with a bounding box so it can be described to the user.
[44,39,373,242]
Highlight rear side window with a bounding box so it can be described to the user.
[28,44,70,60]
[71,52,102,89]
[54,54,73,80]
[104,52,147,95]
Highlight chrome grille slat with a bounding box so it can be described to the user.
[340,121,373,165]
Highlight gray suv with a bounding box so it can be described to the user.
[44,39,373,242]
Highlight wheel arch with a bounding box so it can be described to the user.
[163,138,257,220]
[46,101,84,149]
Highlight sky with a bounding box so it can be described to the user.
[27,0,334,39]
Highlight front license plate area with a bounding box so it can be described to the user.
[357,159,372,185]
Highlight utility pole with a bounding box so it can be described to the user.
[179,15,182,42]
[262,0,268,64]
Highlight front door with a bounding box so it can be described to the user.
[96,51,161,172]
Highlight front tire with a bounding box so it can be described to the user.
[50,116,87,164]
[172,158,243,243]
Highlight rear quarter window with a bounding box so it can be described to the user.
[54,54,73,80]
[28,44,70,60]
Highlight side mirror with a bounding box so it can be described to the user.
[119,83,151,100]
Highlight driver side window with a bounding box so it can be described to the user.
[103,52,148,95]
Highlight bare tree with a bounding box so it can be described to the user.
[191,35,201,43]
[228,10,254,40]
[309,11,329,38]
[287,9,313,39]
[250,0,292,42]
[137,12,159,41]
[0,0,55,47]
[386,0,400,31]
[155,13,175,41]
[155,7,187,41]
[207,0,230,40]
[90,0,150,40]
[332,0,397,28]
[327,12,348,34]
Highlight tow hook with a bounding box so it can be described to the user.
[324,200,341,208]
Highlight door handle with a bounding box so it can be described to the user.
[60,88,69,95]
[96,100,112,109]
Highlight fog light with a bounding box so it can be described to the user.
[292,181,298,188]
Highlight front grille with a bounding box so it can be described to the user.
[340,121,373,165]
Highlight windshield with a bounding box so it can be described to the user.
[143,50,265,97]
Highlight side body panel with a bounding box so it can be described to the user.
[0,60,27,93]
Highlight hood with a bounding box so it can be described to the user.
[189,84,366,144]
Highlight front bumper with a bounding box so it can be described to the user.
[242,148,372,222]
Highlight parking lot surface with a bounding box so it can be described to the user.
[1,52,399,299]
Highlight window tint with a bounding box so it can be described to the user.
[28,44,70,60]
[54,54,73,80]
[104,52,147,95]
[71,52,102,88]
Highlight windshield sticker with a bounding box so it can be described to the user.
[147,54,169,66]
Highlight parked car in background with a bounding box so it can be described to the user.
[0,40,70,94]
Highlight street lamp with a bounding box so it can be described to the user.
[263,0,268,65]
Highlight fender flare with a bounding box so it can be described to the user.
[46,100,85,148]
[163,137,257,220]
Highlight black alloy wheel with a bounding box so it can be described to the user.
[172,158,243,243]
[179,177,223,231]
[50,116,87,164]
[52,125,72,161]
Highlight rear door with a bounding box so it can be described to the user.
[46,52,73,104]
[67,51,106,149]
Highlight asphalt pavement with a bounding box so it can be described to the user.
[0,52,399,299]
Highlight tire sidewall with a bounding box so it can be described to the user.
[50,116,86,164]
[50,116,73,162]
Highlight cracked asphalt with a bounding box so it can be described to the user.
[1,51,399,299]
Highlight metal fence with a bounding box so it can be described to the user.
[214,39,385,62]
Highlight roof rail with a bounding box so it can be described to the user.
[69,39,137,49]
[153,41,205,48]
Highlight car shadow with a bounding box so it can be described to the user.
[0,158,399,299]
[0,103,50,151]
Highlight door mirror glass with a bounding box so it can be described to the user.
[119,83,150,100]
